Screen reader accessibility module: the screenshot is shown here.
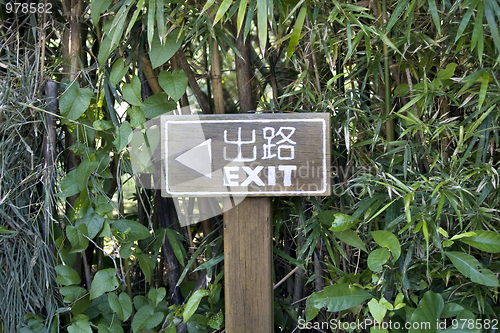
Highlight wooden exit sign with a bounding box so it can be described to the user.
[161,113,330,196]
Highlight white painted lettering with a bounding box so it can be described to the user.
[268,166,276,186]
[279,165,297,186]
[241,166,265,186]
[223,166,240,186]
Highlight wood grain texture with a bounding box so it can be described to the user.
[223,197,273,333]
[162,113,331,196]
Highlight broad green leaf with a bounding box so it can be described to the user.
[149,29,184,69]
[327,212,359,231]
[60,82,93,121]
[132,304,165,333]
[286,6,307,59]
[183,289,209,323]
[68,317,92,333]
[112,219,151,241]
[90,268,120,300]
[450,231,477,241]
[332,230,367,253]
[445,251,499,287]
[208,311,224,329]
[437,63,458,80]
[409,291,443,333]
[108,292,132,321]
[77,208,105,239]
[305,283,372,321]
[113,121,132,152]
[67,224,89,253]
[166,228,186,266]
[140,93,177,119]
[213,0,232,25]
[459,230,500,253]
[55,265,81,285]
[60,286,87,303]
[371,230,401,262]
[368,298,387,324]
[122,76,143,106]
[127,106,146,128]
[94,196,114,215]
[158,69,188,101]
[56,169,82,198]
[109,58,129,86]
[91,0,112,24]
[368,248,391,272]
[93,120,114,131]
[147,287,166,308]
[257,0,267,53]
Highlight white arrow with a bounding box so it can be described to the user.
[175,139,212,179]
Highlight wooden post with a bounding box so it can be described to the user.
[223,197,273,333]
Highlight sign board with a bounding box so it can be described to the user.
[162,113,330,196]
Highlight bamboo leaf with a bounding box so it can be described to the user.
[213,0,233,26]
[237,0,247,35]
[257,0,268,53]
[125,0,145,37]
[183,289,209,323]
[286,6,307,59]
[147,0,156,49]
[386,0,410,33]
[484,0,500,53]
[478,71,489,109]
[455,0,479,42]
[445,251,499,287]
[157,0,166,41]
[165,228,186,266]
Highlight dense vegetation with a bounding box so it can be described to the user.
[1,0,500,332]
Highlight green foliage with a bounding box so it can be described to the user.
[8,0,500,331]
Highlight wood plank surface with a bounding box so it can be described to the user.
[162,113,330,196]
[223,197,273,333]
